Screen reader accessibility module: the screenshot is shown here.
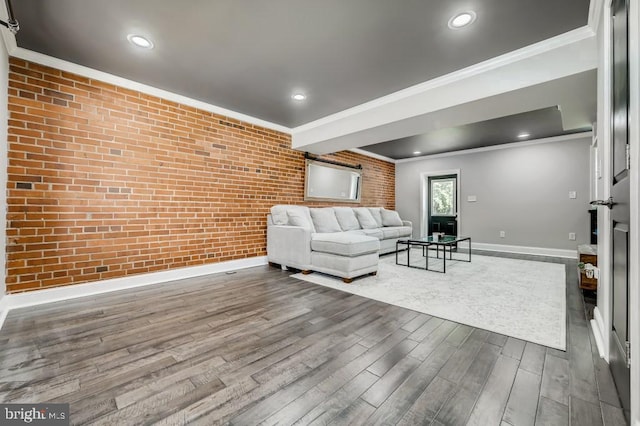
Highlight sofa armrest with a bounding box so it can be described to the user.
[402,220,413,238]
[267,225,312,269]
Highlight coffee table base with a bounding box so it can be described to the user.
[395,237,471,273]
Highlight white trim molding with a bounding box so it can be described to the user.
[292,26,597,154]
[0,20,8,315]
[0,295,9,333]
[472,242,577,259]
[419,169,461,238]
[396,132,592,164]
[7,47,290,135]
[628,0,640,421]
[591,307,607,358]
[588,0,605,33]
[349,148,396,164]
[0,256,268,331]
[594,0,613,363]
[293,27,596,135]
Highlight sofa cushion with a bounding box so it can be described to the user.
[311,232,380,257]
[368,208,383,227]
[354,208,379,229]
[346,228,384,240]
[271,205,314,231]
[380,226,413,239]
[270,204,295,225]
[310,208,342,233]
[381,209,404,226]
[287,210,312,228]
[334,207,361,231]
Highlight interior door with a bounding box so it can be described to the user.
[609,0,631,417]
[428,175,458,236]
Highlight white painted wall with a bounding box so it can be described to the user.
[0,37,8,303]
[396,137,592,252]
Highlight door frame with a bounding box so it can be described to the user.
[419,169,461,238]
[627,0,639,421]
[595,0,639,422]
[594,0,615,364]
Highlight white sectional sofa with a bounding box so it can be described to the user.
[267,205,412,282]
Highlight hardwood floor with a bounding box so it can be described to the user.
[0,252,628,425]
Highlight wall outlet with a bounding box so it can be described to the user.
[594,268,600,279]
[569,232,576,240]
[467,195,477,202]
[500,231,505,238]
[569,191,577,199]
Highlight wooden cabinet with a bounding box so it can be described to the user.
[578,244,598,291]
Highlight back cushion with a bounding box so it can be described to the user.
[270,205,294,225]
[287,210,313,230]
[381,209,404,226]
[270,205,314,231]
[310,208,342,233]
[368,208,383,227]
[334,207,361,231]
[354,208,379,229]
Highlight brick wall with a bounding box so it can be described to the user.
[5,58,395,293]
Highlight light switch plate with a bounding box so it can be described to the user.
[569,191,577,199]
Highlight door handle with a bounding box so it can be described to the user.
[590,197,616,209]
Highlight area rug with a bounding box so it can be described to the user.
[292,251,566,350]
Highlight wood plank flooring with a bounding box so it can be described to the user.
[0,252,629,425]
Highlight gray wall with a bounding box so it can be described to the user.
[396,137,592,250]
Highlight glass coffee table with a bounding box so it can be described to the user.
[395,235,471,273]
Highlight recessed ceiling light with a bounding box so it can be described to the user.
[413,151,422,155]
[291,93,306,101]
[448,11,477,29]
[127,34,154,49]
[518,132,530,139]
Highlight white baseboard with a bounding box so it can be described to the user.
[0,295,9,333]
[592,306,608,360]
[0,256,268,331]
[472,242,577,259]
[591,319,606,359]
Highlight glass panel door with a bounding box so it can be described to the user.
[428,175,458,236]
[431,178,456,216]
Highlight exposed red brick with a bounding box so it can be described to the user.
[5,58,395,293]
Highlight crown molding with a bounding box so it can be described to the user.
[292,26,596,135]
[395,131,592,164]
[349,148,396,164]
[0,5,597,146]
[4,44,291,134]
[0,0,291,135]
